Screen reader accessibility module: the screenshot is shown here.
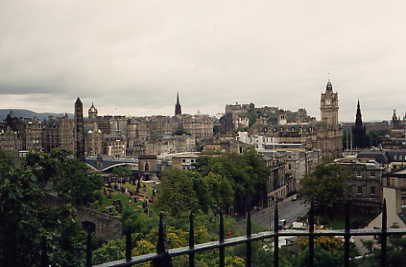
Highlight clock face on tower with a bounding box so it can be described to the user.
[325,99,331,105]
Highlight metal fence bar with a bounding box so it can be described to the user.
[82,221,95,267]
[246,209,252,267]
[40,237,49,267]
[381,199,387,267]
[125,230,132,264]
[273,201,279,267]
[152,212,173,267]
[308,201,315,267]
[344,201,351,267]
[189,212,195,267]
[219,212,225,267]
[93,198,406,267]
[94,229,406,267]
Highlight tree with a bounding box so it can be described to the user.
[112,166,133,178]
[196,150,269,215]
[157,169,200,216]
[0,150,95,266]
[201,172,234,211]
[25,149,103,206]
[300,163,351,214]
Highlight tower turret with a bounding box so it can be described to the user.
[88,102,98,119]
[74,97,85,161]
[320,80,339,129]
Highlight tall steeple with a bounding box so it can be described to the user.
[175,92,182,116]
[74,97,85,161]
[352,100,368,149]
[355,100,363,127]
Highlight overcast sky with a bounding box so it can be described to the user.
[1,0,405,121]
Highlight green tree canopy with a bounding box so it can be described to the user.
[300,163,351,212]
[0,149,103,266]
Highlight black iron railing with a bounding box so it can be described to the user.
[80,199,406,267]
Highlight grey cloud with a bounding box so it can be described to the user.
[0,0,405,121]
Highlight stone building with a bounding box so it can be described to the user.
[385,168,406,212]
[182,115,214,139]
[144,135,196,155]
[42,115,74,153]
[171,152,200,170]
[85,128,103,157]
[24,118,44,152]
[103,135,127,159]
[335,157,384,211]
[0,128,22,152]
[220,81,342,160]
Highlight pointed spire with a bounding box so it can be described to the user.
[75,97,82,105]
[355,100,363,127]
[175,92,182,116]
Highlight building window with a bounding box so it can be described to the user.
[370,186,376,195]
[357,186,363,194]
[288,164,292,170]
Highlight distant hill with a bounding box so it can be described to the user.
[0,109,73,120]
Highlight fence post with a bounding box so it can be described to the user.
[381,199,387,267]
[219,211,225,267]
[152,212,173,267]
[82,221,96,267]
[273,200,279,267]
[189,212,195,267]
[344,201,351,267]
[40,237,49,267]
[309,200,315,267]
[125,229,132,263]
[246,208,252,267]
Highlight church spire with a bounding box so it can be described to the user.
[175,92,182,116]
[355,100,363,127]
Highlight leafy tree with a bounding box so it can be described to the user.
[157,169,200,216]
[300,163,351,214]
[201,172,234,211]
[196,150,269,215]
[25,149,103,206]
[112,166,133,178]
[0,150,97,266]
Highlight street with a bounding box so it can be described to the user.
[239,196,310,230]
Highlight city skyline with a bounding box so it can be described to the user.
[1,0,405,121]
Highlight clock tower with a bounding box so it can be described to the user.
[320,80,339,129]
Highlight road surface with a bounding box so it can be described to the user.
[239,196,310,230]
